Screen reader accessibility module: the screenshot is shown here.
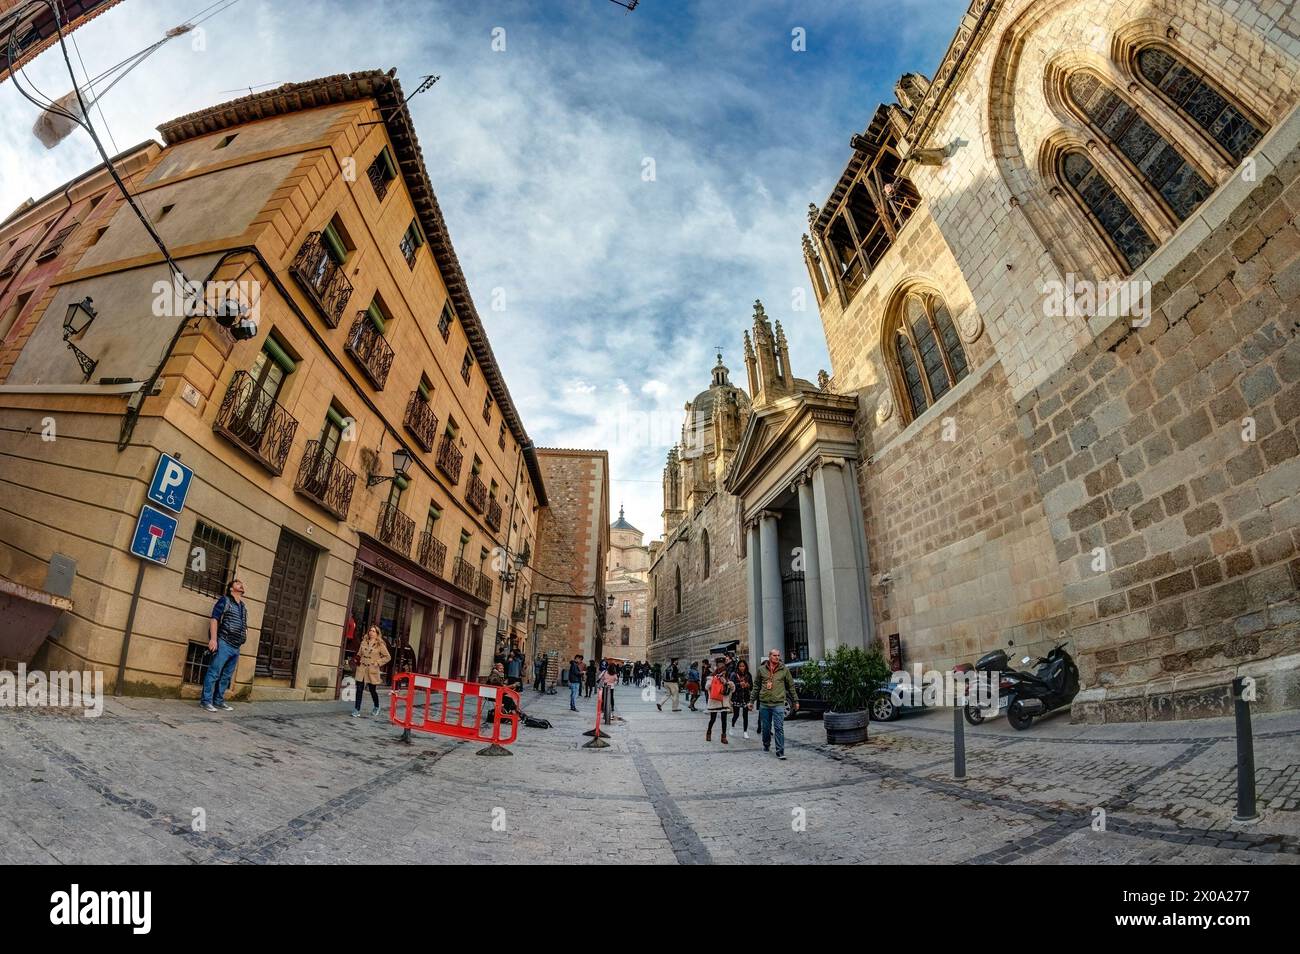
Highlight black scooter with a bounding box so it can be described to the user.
[959,648,1027,726]
[1003,642,1079,730]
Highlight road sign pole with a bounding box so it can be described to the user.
[114,561,147,697]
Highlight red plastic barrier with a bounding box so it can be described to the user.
[388,672,519,747]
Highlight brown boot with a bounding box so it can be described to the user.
[705,729,711,742]
[721,736,729,744]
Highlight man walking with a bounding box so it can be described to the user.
[568,654,584,711]
[657,657,682,712]
[201,579,247,712]
[534,653,547,693]
[755,648,798,759]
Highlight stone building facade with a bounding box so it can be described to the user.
[607,506,650,663]
[800,0,1300,720]
[0,71,547,696]
[648,356,750,666]
[532,448,609,666]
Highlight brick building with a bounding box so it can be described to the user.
[0,71,546,695]
[794,0,1300,720]
[648,356,749,667]
[532,448,609,668]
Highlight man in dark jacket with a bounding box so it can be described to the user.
[657,657,682,712]
[202,579,248,712]
[568,654,584,711]
[755,648,799,759]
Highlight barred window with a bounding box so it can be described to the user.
[182,522,240,598]
[183,642,211,685]
[1135,46,1265,163]
[1060,149,1158,271]
[1066,71,1213,223]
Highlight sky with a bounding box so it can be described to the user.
[0,0,969,540]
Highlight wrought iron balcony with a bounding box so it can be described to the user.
[35,224,77,262]
[0,244,32,279]
[376,502,414,557]
[476,573,493,602]
[451,556,477,594]
[512,597,527,622]
[403,393,438,452]
[436,434,463,484]
[212,371,299,475]
[466,473,487,513]
[345,312,394,389]
[367,155,391,202]
[417,532,447,577]
[295,439,357,520]
[486,496,502,532]
[290,231,352,328]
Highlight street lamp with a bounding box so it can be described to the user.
[366,447,414,487]
[63,297,98,380]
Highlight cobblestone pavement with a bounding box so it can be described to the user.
[1,684,1297,864]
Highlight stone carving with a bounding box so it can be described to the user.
[875,390,894,425]
[956,305,984,343]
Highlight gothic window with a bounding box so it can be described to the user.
[889,291,969,422]
[1060,149,1158,271]
[701,529,710,579]
[1135,46,1266,163]
[1066,72,1213,223]
[674,566,682,614]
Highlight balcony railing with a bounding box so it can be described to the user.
[466,473,487,513]
[452,556,477,594]
[345,312,394,390]
[212,371,299,475]
[417,532,447,577]
[367,156,391,202]
[476,573,493,602]
[403,393,438,452]
[290,231,353,328]
[295,439,357,520]
[486,496,502,532]
[0,244,32,279]
[35,224,77,262]
[376,502,414,557]
[512,597,528,622]
[436,434,463,484]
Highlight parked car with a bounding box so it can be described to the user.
[868,677,926,721]
[785,659,826,719]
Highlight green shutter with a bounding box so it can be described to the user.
[262,336,296,374]
[406,220,425,247]
[417,380,431,400]
[326,406,347,430]
[428,504,442,519]
[366,301,386,333]
[394,474,410,492]
[379,147,397,179]
[322,223,348,263]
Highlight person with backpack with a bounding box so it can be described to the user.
[704,657,733,743]
[730,658,754,740]
[201,579,248,712]
[352,625,391,718]
[685,660,701,711]
[657,657,682,712]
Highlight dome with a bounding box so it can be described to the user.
[610,505,639,534]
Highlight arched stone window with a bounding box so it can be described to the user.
[888,290,969,422]
[701,529,710,579]
[1134,45,1267,163]
[1059,149,1158,272]
[1065,71,1213,224]
[674,566,682,614]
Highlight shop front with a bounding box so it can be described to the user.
[339,535,489,695]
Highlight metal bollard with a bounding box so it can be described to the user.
[1232,676,1258,822]
[953,685,966,781]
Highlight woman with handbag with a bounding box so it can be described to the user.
[730,658,754,740]
[352,625,391,718]
[704,658,733,744]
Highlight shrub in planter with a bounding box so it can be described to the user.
[820,644,890,745]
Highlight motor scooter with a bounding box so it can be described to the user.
[1003,642,1080,730]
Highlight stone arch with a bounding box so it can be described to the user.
[878,279,970,425]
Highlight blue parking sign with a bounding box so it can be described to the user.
[147,453,192,513]
[131,505,179,565]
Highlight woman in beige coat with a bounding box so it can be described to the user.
[352,625,391,718]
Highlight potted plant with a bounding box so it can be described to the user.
[817,644,890,744]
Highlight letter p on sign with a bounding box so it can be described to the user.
[148,453,193,514]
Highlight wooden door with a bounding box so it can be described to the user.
[257,530,317,680]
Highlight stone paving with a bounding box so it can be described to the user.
[1,682,1297,864]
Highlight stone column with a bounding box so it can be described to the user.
[758,511,785,661]
[813,457,867,652]
[796,475,826,660]
[746,519,764,669]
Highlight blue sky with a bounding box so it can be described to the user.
[0,0,968,538]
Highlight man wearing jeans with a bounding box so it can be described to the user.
[201,579,248,712]
[568,654,584,711]
[754,648,798,759]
